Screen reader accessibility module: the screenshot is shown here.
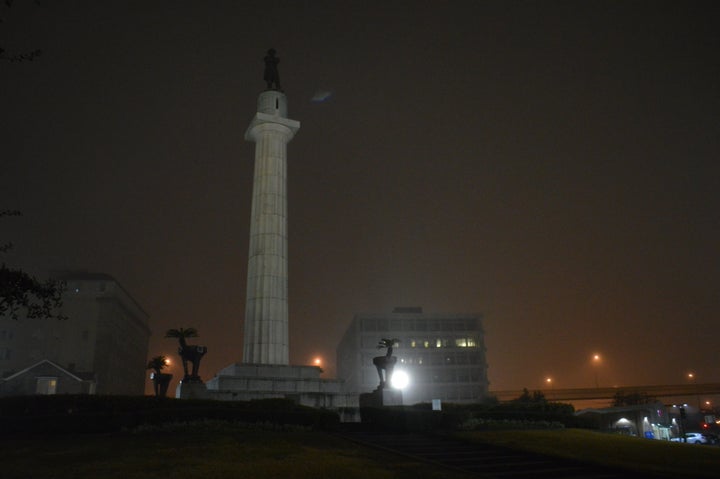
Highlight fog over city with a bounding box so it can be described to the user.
[2,1,718,394]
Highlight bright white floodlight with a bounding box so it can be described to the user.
[391,370,410,390]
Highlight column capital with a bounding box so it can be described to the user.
[245,112,300,142]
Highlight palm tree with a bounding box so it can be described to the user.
[146,355,172,397]
[147,355,168,375]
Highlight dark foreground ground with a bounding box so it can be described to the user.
[3,422,720,479]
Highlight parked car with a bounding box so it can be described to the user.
[671,433,708,444]
[702,433,719,445]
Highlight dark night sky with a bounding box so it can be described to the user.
[2,1,719,394]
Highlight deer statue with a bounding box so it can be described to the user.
[372,338,399,389]
[165,328,207,382]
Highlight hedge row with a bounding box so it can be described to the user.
[359,401,594,432]
[0,395,340,434]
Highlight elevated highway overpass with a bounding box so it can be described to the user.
[491,383,720,407]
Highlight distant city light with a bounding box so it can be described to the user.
[313,357,322,366]
[591,353,602,387]
[391,370,410,390]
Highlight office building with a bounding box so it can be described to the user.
[337,307,489,405]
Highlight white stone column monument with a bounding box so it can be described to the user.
[206,52,357,416]
[242,90,299,365]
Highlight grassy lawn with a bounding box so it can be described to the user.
[457,428,720,478]
[1,423,470,479]
[6,421,720,478]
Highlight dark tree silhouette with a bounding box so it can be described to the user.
[513,388,547,404]
[147,355,172,397]
[2,3,58,319]
[1,210,65,320]
[0,0,42,62]
[147,355,168,376]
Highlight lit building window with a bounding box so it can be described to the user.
[410,340,416,348]
[423,340,430,348]
[456,338,477,347]
[436,339,442,348]
[36,377,57,395]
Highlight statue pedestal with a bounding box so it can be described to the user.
[175,379,208,399]
[151,373,173,397]
[359,388,403,408]
[205,363,356,408]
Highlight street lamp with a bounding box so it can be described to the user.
[592,354,601,388]
[312,357,324,374]
[687,372,700,410]
[391,370,410,390]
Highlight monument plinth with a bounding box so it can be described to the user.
[176,379,210,400]
[359,388,403,408]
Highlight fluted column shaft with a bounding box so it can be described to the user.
[242,91,299,365]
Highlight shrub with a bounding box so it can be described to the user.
[359,400,581,432]
[0,395,339,434]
